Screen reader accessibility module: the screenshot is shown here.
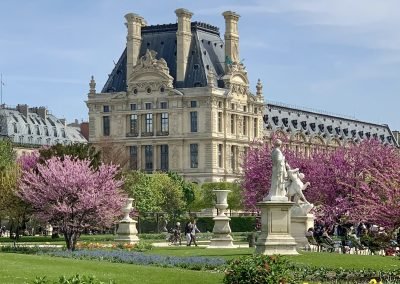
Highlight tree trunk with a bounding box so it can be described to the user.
[64,230,80,251]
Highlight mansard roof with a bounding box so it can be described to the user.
[0,105,87,147]
[264,101,399,147]
[101,22,226,93]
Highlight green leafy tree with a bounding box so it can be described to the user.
[199,182,244,214]
[0,140,30,239]
[124,171,162,213]
[167,171,195,209]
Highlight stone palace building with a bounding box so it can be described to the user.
[86,9,398,183]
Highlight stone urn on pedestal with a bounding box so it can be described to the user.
[208,190,235,248]
[115,198,139,244]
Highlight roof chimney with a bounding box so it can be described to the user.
[125,13,146,82]
[37,106,47,120]
[223,11,240,71]
[175,8,193,87]
[17,104,28,117]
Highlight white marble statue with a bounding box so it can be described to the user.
[285,166,314,216]
[285,167,310,205]
[266,139,288,200]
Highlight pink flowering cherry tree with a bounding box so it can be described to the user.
[242,138,400,231]
[19,156,125,250]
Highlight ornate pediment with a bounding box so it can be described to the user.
[223,61,250,96]
[127,49,174,94]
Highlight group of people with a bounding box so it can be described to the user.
[184,220,200,246]
[165,220,200,246]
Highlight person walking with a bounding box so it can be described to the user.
[189,220,200,247]
[185,221,192,246]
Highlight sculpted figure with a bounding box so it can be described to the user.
[267,139,288,199]
[285,166,310,206]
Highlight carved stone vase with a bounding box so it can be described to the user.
[115,198,139,244]
[207,190,235,248]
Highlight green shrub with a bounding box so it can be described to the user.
[30,274,115,284]
[223,254,295,284]
[230,217,256,232]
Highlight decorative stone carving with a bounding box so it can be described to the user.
[89,76,96,95]
[127,49,174,93]
[207,69,216,87]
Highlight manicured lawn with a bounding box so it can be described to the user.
[0,253,223,284]
[146,246,254,260]
[286,251,400,271]
[146,247,400,271]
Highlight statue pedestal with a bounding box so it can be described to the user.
[115,198,139,244]
[208,190,235,248]
[291,214,314,248]
[255,201,298,255]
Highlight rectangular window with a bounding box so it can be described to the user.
[243,116,247,135]
[103,116,110,136]
[129,146,138,170]
[145,103,152,110]
[160,145,169,171]
[190,101,197,108]
[254,118,258,137]
[130,114,138,134]
[103,105,110,112]
[231,145,236,171]
[130,104,137,111]
[231,103,235,110]
[218,112,222,132]
[243,105,247,112]
[190,111,198,132]
[231,114,235,134]
[160,102,168,109]
[161,113,169,132]
[190,144,198,168]
[145,113,153,133]
[144,145,153,172]
[218,144,223,168]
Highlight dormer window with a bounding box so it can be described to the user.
[318,124,324,132]
[310,123,316,131]
[291,120,298,129]
[263,115,268,124]
[327,125,333,134]
[301,121,307,130]
[272,116,279,125]
[282,118,288,127]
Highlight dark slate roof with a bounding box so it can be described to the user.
[101,22,225,92]
[0,106,87,147]
[264,101,399,147]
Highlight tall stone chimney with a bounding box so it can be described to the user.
[222,11,240,70]
[175,8,193,86]
[37,106,47,120]
[17,104,28,117]
[125,13,146,82]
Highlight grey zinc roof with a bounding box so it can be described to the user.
[0,107,87,147]
[264,102,399,147]
[101,22,225,92]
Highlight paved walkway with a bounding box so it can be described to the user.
[152,240,249,248]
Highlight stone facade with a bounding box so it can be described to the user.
[86,8,398,183]
[86,9,264,183]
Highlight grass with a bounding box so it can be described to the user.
[146,247,400,271]
[0,252,223,284]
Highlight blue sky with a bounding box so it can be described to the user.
[1,0,399,130]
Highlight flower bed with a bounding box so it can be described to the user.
[41,249,226,271]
